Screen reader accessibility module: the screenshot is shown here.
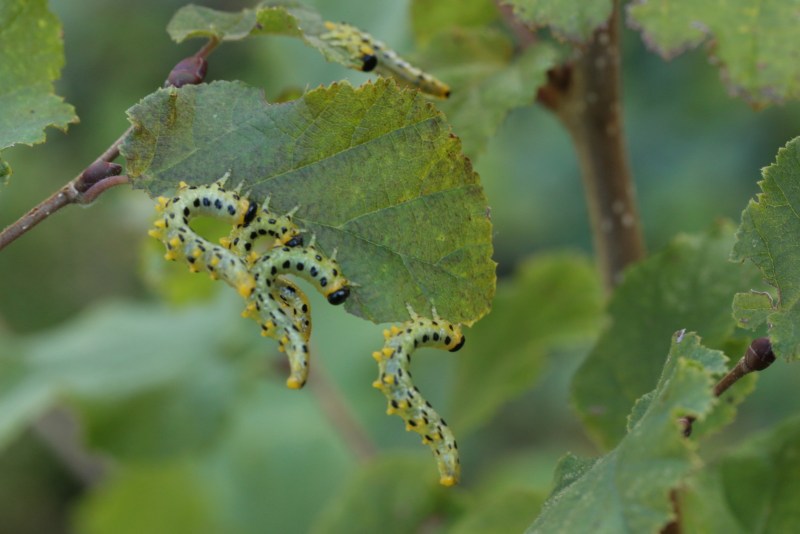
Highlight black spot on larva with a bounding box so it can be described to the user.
[280,226,288,234]
[183,207,190,217]
[320,277,328,287]
[214,198,223,209]
[302,345,308,353]
[169,213,176,219]
[309,267,319,277]
[406,328,412,334]
[271,266,277,275]
[301,304,308,313]
[193,198,200,207]
[414,339,419,348]
[391,400,399,409]
[408,420,417,427]
[449,335,466,352]
[286,236,303,247]
[282,247,290,252]
[361,53,378,72]
[249,231,258,240]
[444,89,451,98]
[227,205,236,216]
[258,229,267,236]
[282,260,291,269]
[296,262,304,271]
[433,333,440,341]
[315,254,322,261]
[203,197,211,207]
[244,243,252,251]
[268,218,277,224]
[444,336,451,346]
[441,418,448,426]
[332,269,338,276]
[422,334,429,343]
[425,434,433,442]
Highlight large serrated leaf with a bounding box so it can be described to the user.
[503,0,613,42]
[0,0,77,179]
[528,333,723,533]
[121,79,494,325]
[166,4,258,42]
[572,222,763,449]
[410,0,501,44]
[628,0,800,106]
[416,27,558,158]
[732,137,800,359]
[681,415,800,533]
[450,253,602,434]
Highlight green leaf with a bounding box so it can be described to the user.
[682,415,800,533]
[122,80,495,325]
[166,4,258,42]
[74,461,225,534]
[410,0,501,44]
[451,253,602,433]
[311,454,453,534]
[504,0,613,42]
[732,137,800,359]
[572,222,763,449]
[418,28,558,158]
[0,0,77,179]
[451,487,544,534]
[528,332,723,533]
[167,2,390,74]
[732,291,774,331]
[628,0,800,106]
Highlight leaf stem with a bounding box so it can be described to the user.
[536,1,645,288]
[308,363,379,462]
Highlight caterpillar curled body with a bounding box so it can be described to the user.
[247,239,351,389]
[372,305,466,486]
[148,181,255,298]
[320,21,451,99]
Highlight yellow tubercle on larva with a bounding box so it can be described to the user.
[390,325,402,336]
[383,329,391,340]
[209,256,220,267]
[154,219,167,229]
[286,377,303,389]
[237,281,254,298]
[440,476,456,487]
[382,347,393,358]
[219,236,231,248]
[178,181,189,189]
[372,380,383,389]
[191,248,202,258]
[383,374,396,385]
[168,237,181,248]
[164,251,177,261]
[188,264,200,273]
[147,229,162,239]
[372,351,384,362]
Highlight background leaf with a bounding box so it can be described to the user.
[529,333,724,533]
[122,79,495,325]
[572,222,763,448]
[311,454,455,534]
[732,137,800,359]
[450,252,602,433]
[627,0,800,106]
[166,4,258,42]
[416,28,557,158]
[681,415,800,533]
[0,0,77,179]
[503,0,613,42]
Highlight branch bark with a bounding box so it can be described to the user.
[538,1,645,288]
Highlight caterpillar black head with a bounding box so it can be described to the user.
[449,335,466,352]
[361,53,378,72]
[327,287,350,305]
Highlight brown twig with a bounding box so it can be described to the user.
[0,37,219,253]
[534,1,645,288]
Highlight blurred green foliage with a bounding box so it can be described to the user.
[1,0,800,532]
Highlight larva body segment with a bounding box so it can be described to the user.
[321,21,451,99]
[252,243,351,306]
[148,182,255,298]
[372,307,466,486]
[222,198,303,265]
